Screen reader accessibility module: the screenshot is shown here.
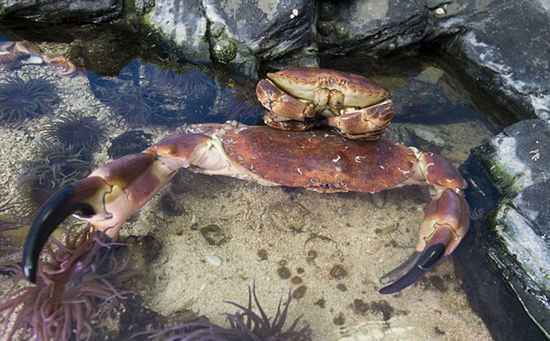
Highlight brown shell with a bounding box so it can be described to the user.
[267,68,390,107]
[222,126,417,193]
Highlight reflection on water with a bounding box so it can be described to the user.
[0,28,503,341]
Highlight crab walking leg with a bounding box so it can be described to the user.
[23,123,469,295]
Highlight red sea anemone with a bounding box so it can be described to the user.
[0,230,128,341]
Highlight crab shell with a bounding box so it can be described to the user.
[22,123,469,295]
[256,68,395,140]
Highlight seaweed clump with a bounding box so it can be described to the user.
[142,284,312,341]
[42,112,107,152]
[0,230,128,341]
[0,76,59,126]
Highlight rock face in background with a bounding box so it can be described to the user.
[460,119,550,339]
[316,0,429,56]
[141,0,317,76]
[431,0,550,121]
[1,0,549,120]
[0,0,121,23]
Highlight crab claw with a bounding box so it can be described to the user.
[378,189,469,294]
[22,177,111,283]
[22,152,174,283]
[326,99,394,140]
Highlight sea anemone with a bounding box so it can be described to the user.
[42,112,107,152]
[108,130,152,159]
[18,142,92,211]
[0,230,128,341]
[0,76,59,127]
[90,61,217,127]
[141,284,312,341]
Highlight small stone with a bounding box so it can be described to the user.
[330,264,348,280]
[314,298,326,308]
[292,285,307,299]
[257,249,268,261]
[296,267,305,274]
[306,250,317,263]
[200,225,228,246]
[277,266,292,279]
[336,283,348,292]
[333,312,345,326]
[206,255,222,267]
[291,276,303,285]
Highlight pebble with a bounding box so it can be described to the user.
[206,255,223,267]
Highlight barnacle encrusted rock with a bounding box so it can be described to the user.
[461,119,550,339]
[142,0,316,77]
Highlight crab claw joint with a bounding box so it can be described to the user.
[22,177,110,283]
[378,189,469,294]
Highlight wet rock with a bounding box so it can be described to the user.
[317,0,429,57]
[459,119,550,339]
[432,0,550,120]
[143,0,316,77]
[0,0,122,23]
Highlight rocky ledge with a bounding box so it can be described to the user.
[460,119,550,340]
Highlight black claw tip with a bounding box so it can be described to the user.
[378,243,447,295]
[22,184,82,283]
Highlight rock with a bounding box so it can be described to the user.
[459,119,550,339]
[143,0,317,77]
[432,0,550,120]
[0,0,122,23]
[317,0,429,56]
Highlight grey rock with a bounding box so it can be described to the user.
[144,0,316,77]
[432,0,550,120]
[461,119,550,338]
[0,0,121,23]
[317,0,429,56]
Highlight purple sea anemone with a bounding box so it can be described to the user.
[141,284,312,341]
[0,230,128,341]
[0,76,59,127]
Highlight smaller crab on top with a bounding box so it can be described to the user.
[256,68,394,140]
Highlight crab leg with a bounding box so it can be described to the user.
[23,124,469,296]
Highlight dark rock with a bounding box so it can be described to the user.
[317,0,429,56]
[0,0,122,23]
[433,0,550,120]
[458,119,550,339]
[143,0,317,77]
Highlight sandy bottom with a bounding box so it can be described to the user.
[0,61,494,341]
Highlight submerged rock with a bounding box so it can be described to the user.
[460,119,550,339]
[0,0,122,23]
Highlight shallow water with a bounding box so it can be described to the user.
[0,26,503,341]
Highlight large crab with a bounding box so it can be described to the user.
[22,68,469,294]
